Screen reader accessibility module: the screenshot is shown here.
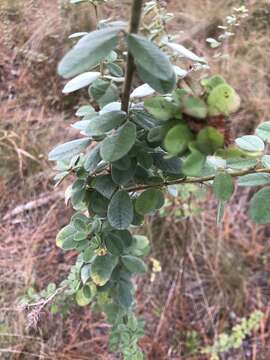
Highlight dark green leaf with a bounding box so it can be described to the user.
[88,191,109,217]
[85,111,126,136]
[92,175,117,199]
[127,34,176,93]
[196,127,224,155]
[89,79,119,108]
[250,187,270,224]
[213,173,234,201]
[58,27,122,78]
[108,191,134,230]
[84,145,102,173]
[135,189,164,215]
[121,255,147,274]
[100,122,136,162]
[56,224,77,250]
[90,254,118,286]
[107,63,123,77]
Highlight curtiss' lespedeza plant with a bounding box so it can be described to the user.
[22,0,270,358]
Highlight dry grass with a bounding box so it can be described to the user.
[1,0,270,359]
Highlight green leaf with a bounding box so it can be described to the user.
[137,64,176,94]
[83,247,96,262]
[127,34,175,93]
[117,280,133,309]
[103,230,132,256]
[250,187,270,224]
[226,158,257,170]
[58,27,122,78]
[90,254,118,286]
[100,122,136,162]
[153,152,182,175]
[92,174,117,199]
[89,79,119,108]
[238,173,270,187]
[112,159,137,185]
[49,138,90,161]
[88,191,109,217]
[181,94,208,119]
[107,63,123,77]
[84,145,102,173]
[81,264,92,284]
[135,189,164,215]
[144,97,178,121]
[196,127,224,155]
[63,72,100,93]
[255,121,270,143]
[235,135,265,153]
[56,224,77,250]
[76,105,95,117]
[165,42,207,63]
[164,124,194,155]
[121,255,147,274]
[128,235,150,257]
[207,84,241,116]
[213,173,234,201]
[85,111,126,136]
[182,148,206,176]
[76,287,91,307]
[108,191,134,230]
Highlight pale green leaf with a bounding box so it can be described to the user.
[49,138,91,161]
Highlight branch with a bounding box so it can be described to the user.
[124,167,270,192]
[121,0,144,112]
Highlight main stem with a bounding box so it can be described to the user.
[121,0,144,112]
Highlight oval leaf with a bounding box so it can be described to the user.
[250,187,270,224]
[90,254,118,286]
[63,72,100,94]
[121,255,148,274]
[238,173,270,187]
[235,135,265,153]
[255,121,270,143]
[108,191,134,230]
[58,27,122,78]
[49,138,91,161]
[85,111,126,136]
[213,172,234,201]
[100,122,136,162]
[135,189,164,215]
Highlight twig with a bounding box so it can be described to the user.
[124,167,270,193]
[121,0,144,112]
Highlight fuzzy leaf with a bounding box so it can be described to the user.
[108,191,134,230]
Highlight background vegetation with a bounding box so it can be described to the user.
[1,0,270,358]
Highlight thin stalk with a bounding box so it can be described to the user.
[121,0,144,112]
[124,166,270,192]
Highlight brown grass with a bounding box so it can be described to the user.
[1,0,270,359]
